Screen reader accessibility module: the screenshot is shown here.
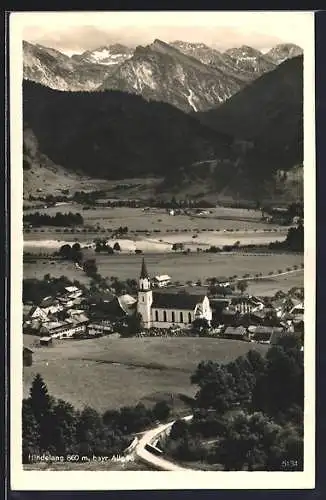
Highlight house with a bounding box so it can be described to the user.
[152,275,171,288]
[23,346,33,366]
[23,304,33,320]
[39,315,89,339]
[221,308,240,326]
[29,306,48,321]
[65,286,80,294]
[87,321,114,336]
[250,326,284,344]
[137,258,212,329]
[221,326,248,340]
[230,296,263,315]
[40,336,53,346]
[40,296,55,308]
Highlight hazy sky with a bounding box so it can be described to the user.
[17,11,312,56]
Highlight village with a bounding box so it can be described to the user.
[23,257,304,366]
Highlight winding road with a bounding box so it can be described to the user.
[135,416,194,471]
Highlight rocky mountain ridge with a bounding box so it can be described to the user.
[23,40,302,113]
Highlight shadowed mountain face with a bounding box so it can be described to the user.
[196,56,303,177]
[23,80,233,182]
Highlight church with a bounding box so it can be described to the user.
[137,258,212,329]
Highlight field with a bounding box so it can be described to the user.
[24,252,304,295]
[23,336,268,413]
[24,205,286,232]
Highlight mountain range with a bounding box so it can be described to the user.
[23,39,302,112]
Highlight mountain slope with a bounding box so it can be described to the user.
[99,39,254,112]
[23,80,233,182]
[23,41,117,91]
[71,44,133,67]
[196,55,303,176]
[224,45,276,74]
[265,43,303,65]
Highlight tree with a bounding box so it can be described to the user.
[192,317,209,336]
[214,411,283,471]
[169,419,189,440]
[172,242,184,252]
[29,374,52,424]
[72,242,81,251]
[51,399,78,455]
[22,399,40,462]
[252,344,303,419]
[119,312,142,337]
[83,259,98,276]
[237,280,248,294]
[58,244,72,260]
[152,401,171,422]
[113,242,121,251]
[191,361,237,413]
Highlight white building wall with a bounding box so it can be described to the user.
[151,308,194,328]
[137,290,153,327]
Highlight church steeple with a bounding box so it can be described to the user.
[139,257,151,291]
[140,257,149,279]
[137,257,152,327]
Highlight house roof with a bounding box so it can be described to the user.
[72,314,89,324]
[152,291,205,310]
[224,326,247,336]
[65,286,80,293]
[41,321,65,331]
[222,308,238,316]
[254,326,283,335]
[154,275,171,281]
[40,296,54,307]
[118,295,137,316]
[23,346,34,353]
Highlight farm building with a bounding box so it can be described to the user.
[249,326,284,344]
[23,346,33,366]
[137,258,212,329]
[40,336,53,346]
[221,326,248,340]
[152,275,171,288]
[40,314,89,339]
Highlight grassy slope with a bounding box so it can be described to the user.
[23,336,268,413]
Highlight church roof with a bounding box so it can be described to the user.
[140,257,149,279]
[152,291,206,310]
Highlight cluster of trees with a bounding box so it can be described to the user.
[206,277,248,297]
[269,222,304,252]
[163,336,303,470]
[94,239,121,254]
[57,243,99,277]
[58,242,83,263]
[24,212,84,227]
[23,275,86,305]
[23,374,171,463]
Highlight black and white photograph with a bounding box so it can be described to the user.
[10,10,315,490]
